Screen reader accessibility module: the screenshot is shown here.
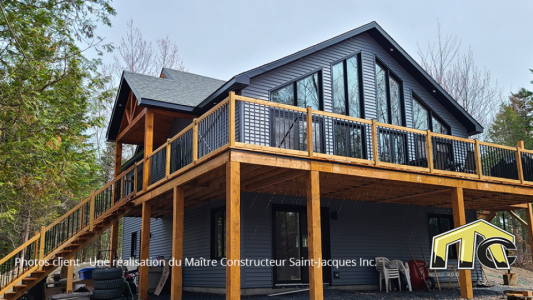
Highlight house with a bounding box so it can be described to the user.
[2,21,533,300]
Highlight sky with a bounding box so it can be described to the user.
[94,0,533,96]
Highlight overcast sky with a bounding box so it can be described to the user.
[96,0,533,95]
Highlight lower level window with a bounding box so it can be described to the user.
[211,207,226,259]
[428,214,457,259]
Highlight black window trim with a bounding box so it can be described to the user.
[210,206,226,260]
[130,231,138,258]
[411,91,451,135]
[373,55,405,126]
[427,213,457,259]
[330,51,365,118]
[269,68,324,111]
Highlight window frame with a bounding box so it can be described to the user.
[427,213,457,259]
[269,69,324,111]
[130,231,138,258]
[330,51,365,118]
[374,56,405,126]
[210,206,226,260]
[411,92,451,135]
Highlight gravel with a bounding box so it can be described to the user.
[145,266,533,300]
[147,287,506,300]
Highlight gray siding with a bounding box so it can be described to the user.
[122,193,481,288]
[121,217,173,260]
[241,32,468,138]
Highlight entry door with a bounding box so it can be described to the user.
[272,205,331,286]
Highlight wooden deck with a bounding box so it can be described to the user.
[4,92,533,300]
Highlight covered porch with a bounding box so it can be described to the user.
[111,92,533,300]
[127,149,533,300]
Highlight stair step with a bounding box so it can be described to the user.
[5,292,17,299]
[31,271,46,277]
[14,285,27,291]
[22,278,37,284]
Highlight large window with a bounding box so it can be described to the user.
[376,61,403,126]
[211,207,226,260]
[412,94,450,134]
[270,72,323,153]
[271,72,322,110]
[332,54,362,117]
[428,214,457,259]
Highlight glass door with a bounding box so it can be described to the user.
[273,205,330,286]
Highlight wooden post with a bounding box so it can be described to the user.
[39,226,45,271]
[426,130,434,172]
[372,119,379,165]
[229,92,236,148]
[474,139,483,179]
[138,201,151,300]
[120,176,125,201]
[66,259,74,293]
[115,142,122,179]
[307,170,323,300]
[171,186,184,300]
[192,119,198,163]
[226,161,240,300]
[451,187,473,299]
[34,231,40,261]
[307,107,314,157]
[89,190,95,232]
[114,142,122,204]
[525,203,533,265]
[517,141,525,184]
[166,139,171,178]
[79,200,85,229]
[110,220,119,267]
[143,109,154,191]
[134,163,138,193]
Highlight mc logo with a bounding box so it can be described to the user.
[430,219,516,270]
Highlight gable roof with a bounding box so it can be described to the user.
[107,21,483,142]
[199,21,483,135]
[106,69,225,142]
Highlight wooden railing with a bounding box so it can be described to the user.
[231,94,533,185]
[2,92,533,294]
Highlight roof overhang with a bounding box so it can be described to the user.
[106,72,200,142]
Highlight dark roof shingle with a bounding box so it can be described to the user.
[123,68,225,108]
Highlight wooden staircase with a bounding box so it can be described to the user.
[0,197,135,300]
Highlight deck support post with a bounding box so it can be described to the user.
[171,186,184,300]
[138,201,151,300]
[451,187,473,299]
[226,161,240,300]
[66,259,74,293]
[110,142,122,266]
[307,170,323,300]
[525,203,533,264]
[143,109,154,191]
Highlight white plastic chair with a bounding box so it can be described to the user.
[391,259,413,292]
[375,257,401,292]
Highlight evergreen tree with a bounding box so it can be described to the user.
[0,0,115,255]
[489,72,533,148]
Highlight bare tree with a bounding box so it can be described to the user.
[155,36,186,73]
[418,22,504,138]
[112,19,186,77]
[96,19,187,160]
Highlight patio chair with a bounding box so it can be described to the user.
[375,257,401,292]
[391,260,413,292]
